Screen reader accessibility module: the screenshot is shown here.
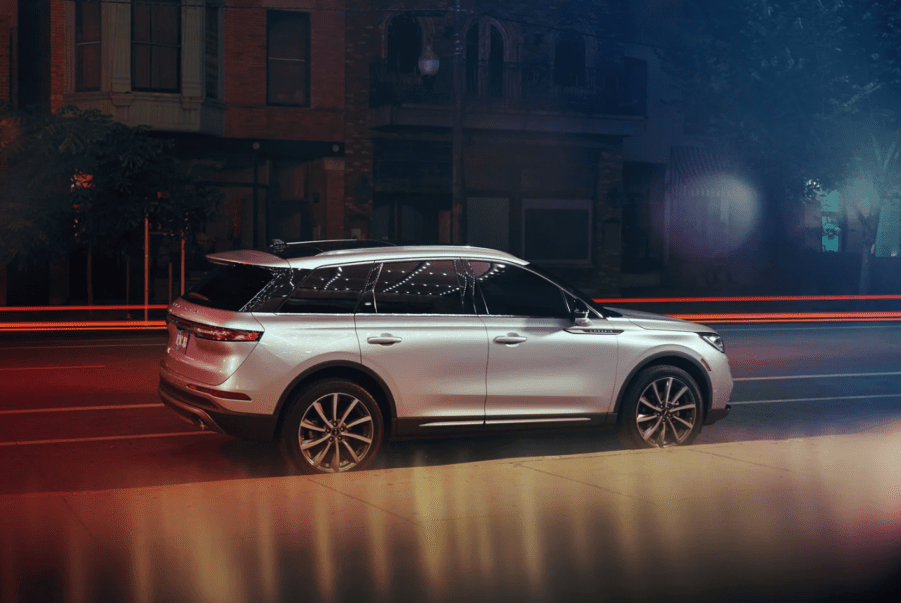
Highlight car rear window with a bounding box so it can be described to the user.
[183,264,296,312]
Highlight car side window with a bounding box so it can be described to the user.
[278,263,373,314]
[470,261,570,318]
[371,260,471,314]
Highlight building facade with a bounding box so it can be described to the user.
[5,0,668,303]
[345,0,646,294]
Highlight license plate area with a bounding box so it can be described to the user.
[174,329,190,353]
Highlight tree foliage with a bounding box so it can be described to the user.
[667,0,901,196]
[665,0,901,291]
[0,105,220,267]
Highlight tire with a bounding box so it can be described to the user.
[280,379,384,474]
[617,365,703,449]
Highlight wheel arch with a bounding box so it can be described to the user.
[613,351,712,420]
[274,361,397,441]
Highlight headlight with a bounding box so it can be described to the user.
[699,332,725,353]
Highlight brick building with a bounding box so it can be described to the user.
[5,0,689,303]
[9,0,351,303]
[346,0,649,294]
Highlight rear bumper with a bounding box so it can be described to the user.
[158,376,278,442]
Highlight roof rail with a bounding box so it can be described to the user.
[269,238,397,258]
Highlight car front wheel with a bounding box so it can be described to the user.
[281,379,384,474]
[617,365,703,449]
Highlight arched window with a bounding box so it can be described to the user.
[554,29,585,87]
[488,26,503,98]
[465,25,479,94]
[466,22,505,98]
[386,15,422,74]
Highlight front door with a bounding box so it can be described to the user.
[468,261,618,424]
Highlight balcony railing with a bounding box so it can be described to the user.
[370,59,647,117]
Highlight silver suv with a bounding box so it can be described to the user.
[159,240,732,474]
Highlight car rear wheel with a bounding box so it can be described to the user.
[617,365,702,449]
[280,379,383,474]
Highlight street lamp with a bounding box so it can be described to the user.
[415,3,464,244]
[418,43,439,76]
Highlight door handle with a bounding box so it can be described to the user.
[367,334,403,345]
[494,334,527,345]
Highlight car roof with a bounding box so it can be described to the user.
[206,242,527,270]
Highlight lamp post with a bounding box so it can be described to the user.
[252,141,260,248]
[418,1,464,244]
[451,0,464,244]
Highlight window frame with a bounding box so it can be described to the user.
[385,14,422,75]
[74,0,102,92]
[131,0,182,93]
[266,10,311,107]
[204,2,222,100]
[554,29,586,88]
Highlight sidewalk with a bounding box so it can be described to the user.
[2,430,900,603]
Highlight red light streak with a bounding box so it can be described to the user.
[1,297,899,331]
[0,321,167,332]
[0,304,168,312]
[593,294,901,303]
[672,313,901,324]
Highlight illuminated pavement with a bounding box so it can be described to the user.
[2,430,900,603]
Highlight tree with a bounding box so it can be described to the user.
[0,105,220,304]
[663,0,901,292]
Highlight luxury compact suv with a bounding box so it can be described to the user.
[159,239,732,474]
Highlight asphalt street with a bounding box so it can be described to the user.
[0,323,900,602]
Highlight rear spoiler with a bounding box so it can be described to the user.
[205,250,291,269]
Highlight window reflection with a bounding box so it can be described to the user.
[373,260,470,314]
[280,264,373,314]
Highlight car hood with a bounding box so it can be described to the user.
[607,307,708,333]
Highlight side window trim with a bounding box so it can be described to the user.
[460,259,488,315]
[354,262,383,314]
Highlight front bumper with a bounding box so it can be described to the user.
[704,404,731,425]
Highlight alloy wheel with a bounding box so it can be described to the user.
[635,376,698,447]
[297,392,375,472]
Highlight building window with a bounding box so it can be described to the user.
[554,29,585,87]
[267,11,310,106]
[466,23,504,98]
[132,0,181,92]
[204,4,220,99]
[522,199,593,263]
[75,0,101,92]
[622,57,647,115]
[386,15,421,74]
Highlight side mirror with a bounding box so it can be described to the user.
[570,299,592,325]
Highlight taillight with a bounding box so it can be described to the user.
[192,324,262,342]
[168,313,262,342]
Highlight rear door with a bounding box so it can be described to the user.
[355,259,488,432]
